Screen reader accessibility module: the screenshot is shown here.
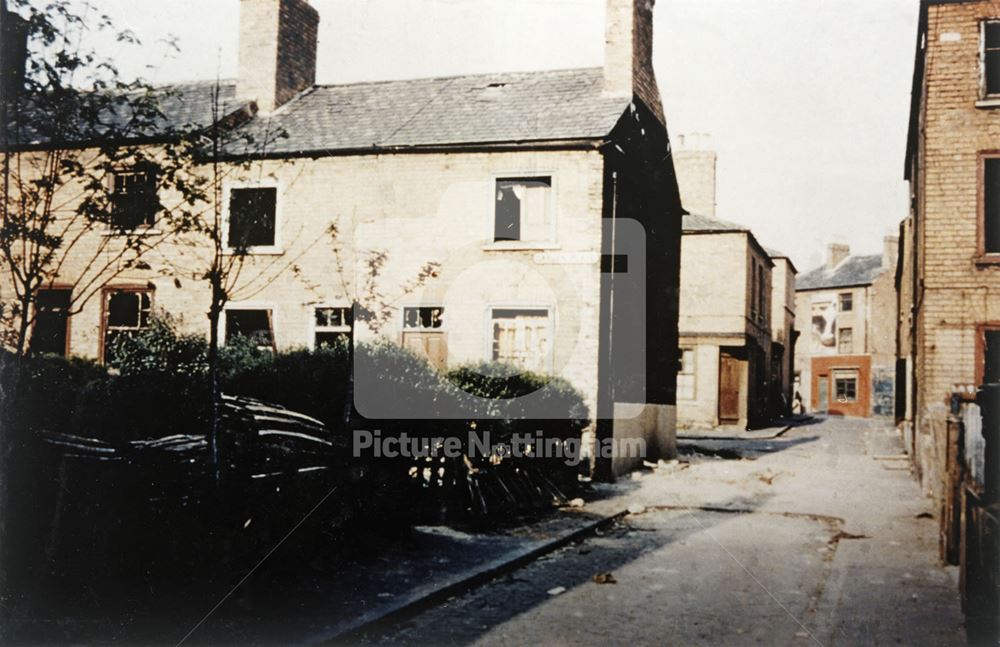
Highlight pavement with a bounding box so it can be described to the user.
[352,415,968,646]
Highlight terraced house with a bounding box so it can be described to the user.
[3,0,686,476]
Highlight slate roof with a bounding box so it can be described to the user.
[11,68,631,155]
[681,213,748,233]
[8,80,246,147]
[796,255,885,291]
[229,68,630,156]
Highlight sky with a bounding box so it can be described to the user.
[66,0,920,272]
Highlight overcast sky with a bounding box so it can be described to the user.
[70,0,919,272]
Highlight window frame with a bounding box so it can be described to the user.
[978,152,1000,263]
[485,173,558,250]
[839,291,853,313]
[838,327,854,355]
[222,180,283,255]
[832,369,859,404]
[976,323,1000,384]
[401,305,448,370]
[310,304,353,350]
[981,19,1000,101]
[677,347,696,401]
[99,285,154,363]
[485,304,555,373]
[106,165,159,234]
[30,286,73,357]
[221,303,277,353]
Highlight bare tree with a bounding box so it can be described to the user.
[0,0,209,360]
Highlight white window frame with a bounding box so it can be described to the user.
[677,347,696,401]
[310,304,353,350]
[221,302,278,351]
[400,305,447,334]
[833,369,859,404]
[485,304,555,374]
[483,172,559,250]
[222,179,283,255]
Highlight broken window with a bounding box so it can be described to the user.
[838,327,854,354]
[839,292,853,312]
[225,308,275,351]
[985,158,1000,253]
[110,167,157,229]
[102,289,152,363]
[403,307,447,370]
[677,348,695,400]
[228,187,277,249]
[494,177,552,242]
[834,373,858,403]
[314,306,352,348]
[31,289,71,356]
[491,308,551,373]
[984,21,1000,97]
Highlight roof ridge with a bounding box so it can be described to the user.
[308,66,603,89]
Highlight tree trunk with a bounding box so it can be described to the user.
[208,295,221,485]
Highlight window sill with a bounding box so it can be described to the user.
[482,242,560,252]
[224,247,285,256]
[102,228,161,237]
[976,97,1000,108]
[975,254,1000,266]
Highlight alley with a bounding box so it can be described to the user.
[357,417,966,646]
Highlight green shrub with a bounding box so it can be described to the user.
[106,313,208,377]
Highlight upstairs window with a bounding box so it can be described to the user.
[984,157,1000,254]
[225,308,275,351]
[838,327,854,354]
[494,177,552,243]
[228,187,277,249]
[983,21,1000,97]
[110,168,157,229]
[314,306,352,348]
[839,292,853,312]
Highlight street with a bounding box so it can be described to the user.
[355,417,966,646]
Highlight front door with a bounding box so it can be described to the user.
[719,351,741,424]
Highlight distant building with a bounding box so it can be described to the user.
[768,249,799,417]
[677,214,774,429]
[795,241,897,418]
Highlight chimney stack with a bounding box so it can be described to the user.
[603,0,663,125]
[827,243,850,270]
[883,235,899,270]
[237,0,318,113]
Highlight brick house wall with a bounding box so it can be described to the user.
[903,0,1000,494]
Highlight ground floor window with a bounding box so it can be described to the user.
[102,288,152,363]
[984,328,1000,384]
[491,308,551,373]
[677,348,695,400]
[31,288,72,356]
[225,308,275,351]
[833,369,858,403]
[314,306,352,348]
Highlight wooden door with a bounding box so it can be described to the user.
[719,351,741,424]
[403,331,448,371]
